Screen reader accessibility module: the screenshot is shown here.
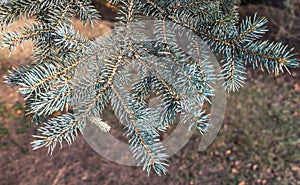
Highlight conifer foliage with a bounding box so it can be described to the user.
[1,0,299,175]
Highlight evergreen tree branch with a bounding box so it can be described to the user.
[111,85,168,175]
[142,0,299,84]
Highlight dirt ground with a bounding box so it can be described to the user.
[0,2,299,185]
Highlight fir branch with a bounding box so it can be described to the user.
[31,113,81,154]
[241,41,299,75]
[181,108,210,134]
[221,49,246,92]
[234,14,268,43]
[72,0,101,26]
[111,85,168,175]
[1,23,51,51]
[188,39,215,85]
[27,83,71,116]
[31,66,115,154]
[1,0,299,176]
[142,0,298,90]
[0,0,41,26]
[40,1,73,28]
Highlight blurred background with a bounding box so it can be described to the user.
[0,1,299,184]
